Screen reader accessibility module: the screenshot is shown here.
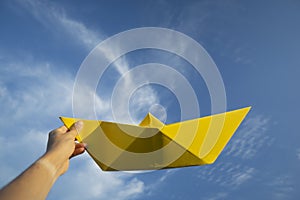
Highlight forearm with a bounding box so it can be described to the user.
[0,154,60,200]
[0,122,84,200]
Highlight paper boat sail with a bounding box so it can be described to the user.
[60,107,251,171]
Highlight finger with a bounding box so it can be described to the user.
[57,125,68,133]
[49,125,68,135]
[70,143,87,158]
[75,142,86,149]
[48,126,68,138]
[71,147,85,158]
[68,121,84,137]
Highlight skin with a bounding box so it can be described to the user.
[0,121,86,200]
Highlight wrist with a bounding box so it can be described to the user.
[38,152,64,179]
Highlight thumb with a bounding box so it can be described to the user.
[69,121,84,137]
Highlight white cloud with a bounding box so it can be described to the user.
[116,178,144,199]
[128,86,161,123]
[297,148,300,160]
[157,169,175,183]
[0,61,74,123]
[0,59,146,199]
[267,175,294,200]
[51,157,144,200]
[207,192,228,200]
[2,1,249,199]
[198,162,255,189]
[19,0,102,50]
[18,0,161,123]
[0,83,8,97]
[1,132,144,200]
[157,0,254,67]
[224,115,272,160]
[196,114,270,195]
[233,168,255,186]
[0,129,47,184]
[138,169,178,198]
[1,2,164,198]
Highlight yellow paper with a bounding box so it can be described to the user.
[60,107,251,171]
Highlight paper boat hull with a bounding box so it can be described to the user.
[60,107,251,171]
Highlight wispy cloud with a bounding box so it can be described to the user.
[18,0,161,123]
[18,0,102,50]
[198,162,255,189]
[0,60,74,124]
[266,175,294,200]
[297,148,300,160]
[0,0,162,198]
[196,114,271,198]
[156,0,254,67]
[53,157,144,200]
[0,129,48,184]
[224,115,272,159]
[0,59,146,199]
[207,192,228,200]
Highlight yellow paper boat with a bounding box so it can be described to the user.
[60,107,251,171]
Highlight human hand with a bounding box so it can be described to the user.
[0,121,86,200]
[42,121,86,177]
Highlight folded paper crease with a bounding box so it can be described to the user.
[60,106,251,171]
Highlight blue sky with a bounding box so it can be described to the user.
[0,0,299,199]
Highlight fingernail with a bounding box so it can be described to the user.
[75,120,83,131]
[83,143,88,148]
